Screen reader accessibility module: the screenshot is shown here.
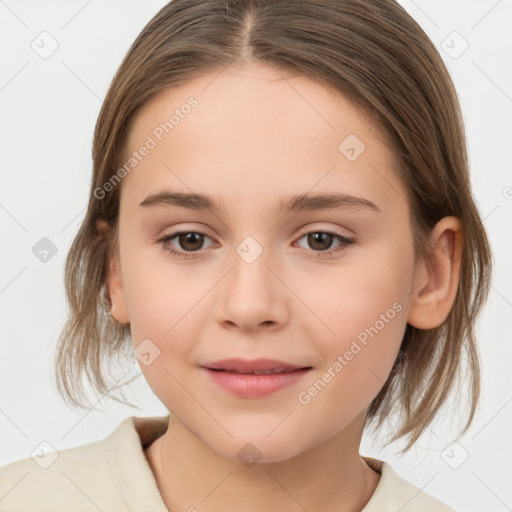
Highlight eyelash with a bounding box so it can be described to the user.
[157,229,355,259]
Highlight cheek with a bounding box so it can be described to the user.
[293,299,408,440]
[120,244,211,403]
[121,239,206,338]
[294,236,413,412]
[300,233,413,345]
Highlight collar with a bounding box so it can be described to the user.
[102,414,448,512]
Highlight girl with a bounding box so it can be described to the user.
[0,1,492,511]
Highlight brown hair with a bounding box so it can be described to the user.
[54,0,492,453]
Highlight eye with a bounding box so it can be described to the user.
[295,230,354,257]
[157,229,355,260]
[157,230,213,259]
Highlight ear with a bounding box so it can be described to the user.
[407,216,463,329]
[96,220,130,324]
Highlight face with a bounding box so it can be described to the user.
[108,60,417,462]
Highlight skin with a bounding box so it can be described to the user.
[99,60,463,512]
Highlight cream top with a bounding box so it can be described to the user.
[0,414,456,511]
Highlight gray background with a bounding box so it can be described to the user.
[1,1,511,510]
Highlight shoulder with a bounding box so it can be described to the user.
[0,415,169,512]
[0,427,126,511]
[362,457,458,512]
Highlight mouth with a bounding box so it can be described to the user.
[206,367,311,375]
[201,357,312,374]
[200,358,313,398]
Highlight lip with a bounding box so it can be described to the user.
[202,358,308,373]
[201,358,312,398]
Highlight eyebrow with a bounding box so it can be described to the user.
[138,190,382,215]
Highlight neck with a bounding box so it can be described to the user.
[145,411,381,512]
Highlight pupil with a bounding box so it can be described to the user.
[309,232,332,250]
[177,232,334,252]
[180,232,203,251]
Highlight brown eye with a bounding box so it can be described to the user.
[296,230,354,256]
[158,230,213,259]
[176,232,205,251]
[307,232,335,251]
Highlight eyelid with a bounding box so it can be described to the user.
[156,223,356,260]
[156,222,354,242]
[154,223,214,239]
[295,222,355,238]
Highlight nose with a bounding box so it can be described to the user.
[213,241,289,333]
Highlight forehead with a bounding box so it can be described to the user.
[121,60,406,216]
[127,60,383,150]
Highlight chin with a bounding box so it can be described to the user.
[206,432,310,466]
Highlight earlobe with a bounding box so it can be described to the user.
[97,219,130,324]
[407,216,463,330]
[106,254,130,324]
